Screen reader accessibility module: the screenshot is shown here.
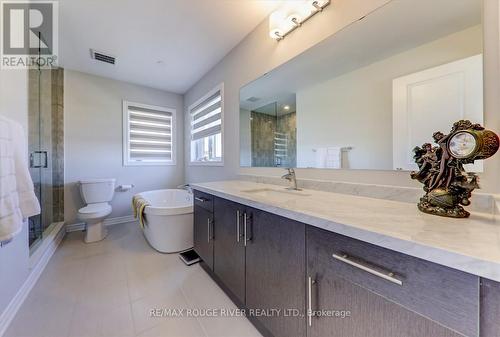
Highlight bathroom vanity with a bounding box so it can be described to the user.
[191,181,500,337]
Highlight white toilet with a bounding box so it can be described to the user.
[77,178,116,243]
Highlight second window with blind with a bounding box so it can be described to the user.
[189,84,224,165]
[123,101,176,166]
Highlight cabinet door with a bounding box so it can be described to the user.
[480,278,500,337]
[307,229,464,337]
[246,208,306,337]
[213,197,246,303]
[193,204,214,270]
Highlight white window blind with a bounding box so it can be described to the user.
[189,85,224,165]
[190,90,222,141]
[123,101,175,166]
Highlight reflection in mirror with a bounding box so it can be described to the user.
[240,94,296,167]
[240,0,483,171]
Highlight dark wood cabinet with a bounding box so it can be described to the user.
[245,209,306,337]
[193,191,214,270]
[480,278,500,337]
[306,226,476,337]
[193,189,487,337]
[213,197,246,303]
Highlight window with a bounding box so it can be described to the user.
[123,101,176,166]
[189,84,223,165]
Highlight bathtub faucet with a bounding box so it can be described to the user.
[177,184,193,194]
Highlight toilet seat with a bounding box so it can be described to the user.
[78,202,112,219]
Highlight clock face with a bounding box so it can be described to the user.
[448,131,477,158]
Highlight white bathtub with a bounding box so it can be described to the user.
[137,189,193,253]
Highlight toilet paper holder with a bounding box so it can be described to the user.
[117,184,135,192]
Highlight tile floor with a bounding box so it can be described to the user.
[5,222,262,337]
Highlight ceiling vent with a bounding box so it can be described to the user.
[246,97,260,102]
[90,49,116,65]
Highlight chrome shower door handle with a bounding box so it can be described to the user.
[30,151,48,168]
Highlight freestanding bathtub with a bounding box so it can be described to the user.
[136,189,193,253]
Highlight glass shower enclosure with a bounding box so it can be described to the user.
[249,101,297,168]
[28,67,64,249]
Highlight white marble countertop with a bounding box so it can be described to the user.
[191,180,500,282]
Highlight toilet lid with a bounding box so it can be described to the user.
[79,203,111,214]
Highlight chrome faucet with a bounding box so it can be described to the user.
[281,168,299,190]
[177,184,193,194]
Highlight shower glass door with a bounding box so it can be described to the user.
[28,67,64,249]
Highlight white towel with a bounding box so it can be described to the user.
[0,116,40,243]
[314,147,342,169]
[314,148,328,168]
[325,147,342,169]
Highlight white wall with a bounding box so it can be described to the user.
[184,0,392,183]
[296,26,482,170]
[64,70,184,224]
[184,0,500,194]
[0,69,30,318]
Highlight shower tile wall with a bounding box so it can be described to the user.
[277,112,296,167]
[51,69,64,222]
[251,111,275,167]
[250,111,297,167]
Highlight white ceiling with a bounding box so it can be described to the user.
[58,0,284,94]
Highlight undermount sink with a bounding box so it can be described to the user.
[241,188,311,199]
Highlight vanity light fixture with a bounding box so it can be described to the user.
[269,0,330,41]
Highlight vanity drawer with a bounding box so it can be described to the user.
[193,190,214,213]
[307,227,479,337]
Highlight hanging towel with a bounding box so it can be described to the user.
[325,147,342,169]
[132,194,149,229]
[314,147,342,169]
[314,148,328,168]
[0,116,40,243]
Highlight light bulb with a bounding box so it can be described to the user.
[308,0,329,11]
[269,10,286,39]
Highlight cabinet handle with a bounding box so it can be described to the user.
[207,218,211,243]
[332,253,403,286]
[243,213,247,247]
[236,210,240,243]
[307,276,315,327]
[195,197,208,202]
[243,213,253,246]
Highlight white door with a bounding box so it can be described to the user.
[392,54,483,172]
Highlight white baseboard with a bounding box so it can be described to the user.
[104,215,135,226]
[0,223,66,337]
[65,222,85,232]
[66,215,136,233]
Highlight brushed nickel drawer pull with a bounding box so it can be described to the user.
[332,253,403,286]
[207,218,211,243]
[243,213,248,247]
[195,197,208,202]
[307,276,314,327]
[236,210,240,243]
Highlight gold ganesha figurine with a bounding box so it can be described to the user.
[410,120,499,218]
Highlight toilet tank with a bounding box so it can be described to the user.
[79,178,116,204]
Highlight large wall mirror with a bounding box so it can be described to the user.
[240,0,483,171]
